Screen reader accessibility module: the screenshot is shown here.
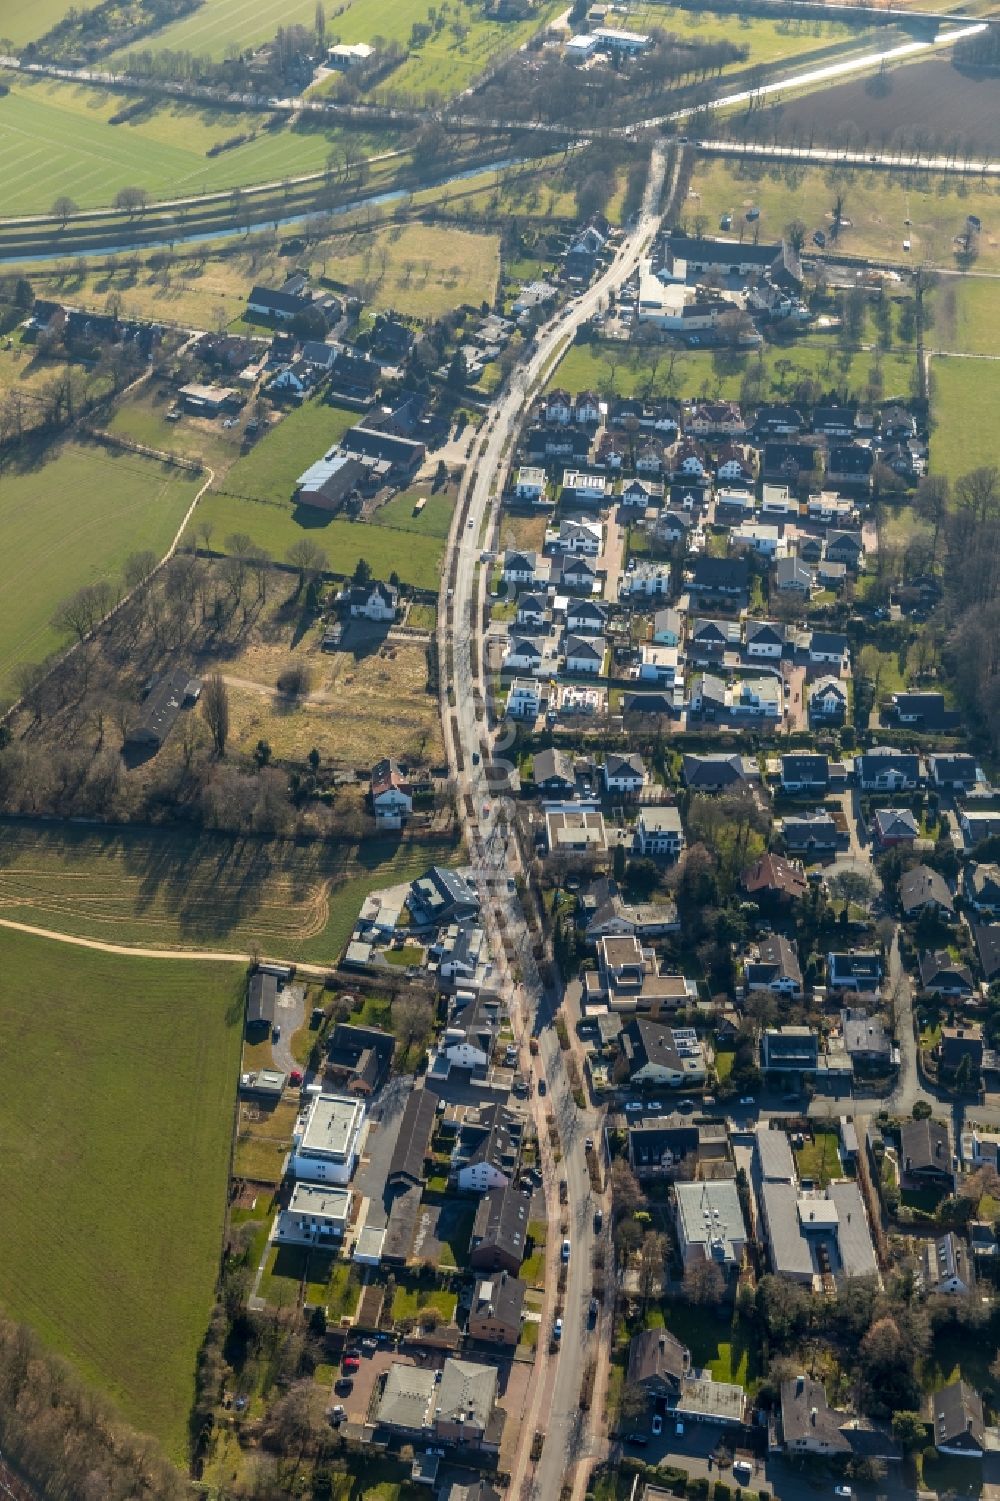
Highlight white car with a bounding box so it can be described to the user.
[561,1238,571,1262]
[834,1490,852,1499]
[553,1318,563,1340]
[739,1096,755,1106]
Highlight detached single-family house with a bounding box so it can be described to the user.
[934,1382,985,1458]
[928,753,981,793]
[635,805,685,858]
[564,634,605,675]
[604,752,645,795]
[966,864,1000,918]
[502,550,541,587]
[775,556,814,595]
[809,676,848,723]
[514,466,546,503]
[919,952,974,997]
[745,935,803,997]
[826,444,874,490]
[827,951,883,992]
[687,400,745,439]
[745,620,784,660]
[687,556,750,602]
[743,853,808,904]
[780,753,829,795]
[533,747,576,796]
[468,1272,525,1346]
[619,1018,707,1087]
[558,517,602,555]
[620,560,671,600]
[872,807,919,849]
[900,865,954,920]
[652,607,682,646]
[516,593,547,628]
[370,759,412,828]
[507,678,541,721]
[566,599,607,635]
[808,631,850,669]
[348,579,398,622]
[682,753,758,793]
[825,529,864,570]
[858,747,921,792]
[900,1117,954,1191]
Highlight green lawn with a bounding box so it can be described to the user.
[0,928,242,1458]
[192,491,448,589]
[217,399,359,505]
[0,820,455,964]
[391,1283,458,1322]
[0,0,80,46]
[685,156,1000,273]
[660,1302,758,1388]
[0,440,203,698]
[794,1129,842,1186]
[376,487,457,539]
[108,385,247,476]
[0,74,395,212]
[628,3,870,67]
[932,277,1000,357]
[715,1046,735,1081]
[929,355,1000,480]
[549,336,915,405]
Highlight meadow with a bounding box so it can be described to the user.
[322,222,500,319]
[0,441,202,698]
[0,74,396,213]
[928,354,1000,479]
[549,335,917,405]
[215,397,359,504]
[685,155,1000,273]
[0,0,76,46]
[929,276,1000,357]
[628,3,873,68]
[0,821,454,961]
[0,927,243,1456]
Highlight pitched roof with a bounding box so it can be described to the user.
[934,1380,985,1450]
[626,1328,689,1388]
[471,1183,529,1266]
[899,864,953,915]
[900,1117,950,1173]
[743,853,808,901]
[780,1376,851,1452]
[919,951,973,991]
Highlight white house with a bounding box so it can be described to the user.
[575,390,601,425]
[275,1183,352,1246]
[807,632,850,669]
[760,483,799,518]
[635,805,685,857]
[564,634,605,675]
[810,676,848,720]
[502,550,542,587]
[620,560,671,599]
[652,607,681,646]
[562,470,609,503]
[745,620,784,660]
[514,466,546,503]
[733,522,783,558]
[604,752,645,795]
[516,593,547,627]
[621,477,662,509]
[371,758,412,829]
[558,517,601,555]
[504,637,545,673]
[507,678,541,720]
[566,599,607,634]
[348,579,398,622]
[639,645,681,688]
[545,389,573,424]
[291,1093,366,1185]
[670,439,708,480]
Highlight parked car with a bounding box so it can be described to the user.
[334,1378,353,1396]
[561,1238,571,1262]
[342,1355,360,1374]
[593,1208,603,1232]
[553,1318,563,1340]
[652,1415,663,1436]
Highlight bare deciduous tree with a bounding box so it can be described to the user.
[201,673,230,757]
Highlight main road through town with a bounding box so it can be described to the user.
[437,142,672,1501]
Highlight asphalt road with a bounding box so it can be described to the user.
[439,143,673,1501]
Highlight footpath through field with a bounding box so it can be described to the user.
[0,916,331,975]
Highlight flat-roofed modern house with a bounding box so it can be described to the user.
[275,1182,352,1246]
[673,1180,747,1271]
[291,1092,366,1184]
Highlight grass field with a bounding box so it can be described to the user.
[321,222,499,319]
[109,384,248,475]
[0,821,456,962]
[549,335,917,404]
[0,74,396,212]
[930,277,1000,356]
[0,440,202,698]
[0,0,79,45]
[629,3,870,67]
[929,354,1000,479]
[0,927,241,1456]
[686,156,1000,273]
[215,398,358,505]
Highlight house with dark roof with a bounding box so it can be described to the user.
[933,1381,985,1458]
[469,1184,529,1275]
[745,619,784,660]
[774,1377,898,1462]
[745,935,803,997]
[967,863,1000,918]
[247,970,277,1030]
[928,753,981,792]
[618,1018,707,1087]
[387,1088,438,1191]
[626,1329,690,1398]
[887,692,961,732]
[872,807,919,849]
[900,1117,953,1190]
[780,753,829,795]
[899,865,954,920]
[761,441,818,486]
[809,675,848,723]
[826,443,874,490]
[857,747,921,792]
[627,1116,700,1178]
[604,751,645,795]
[533,747,576,796]
[782,811,840,855]
[743,853,808,904]
[682,753,758,792]
[408,867,479,926]
[841,1009,892,1070]
[807,631,850,669]
[941,1024,984,1074]
[247,282,315,321]
[467,1271,525,1345]
[686,555,750,602]
[919,952,973,997]
[125,667,200,752]
[325,1023,394,1095]
[825,529,865,569]
[827,951,883,992]
[762,1026,819,1073]
[974,924,1000,983]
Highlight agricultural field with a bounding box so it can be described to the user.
[929,275,1000,356]
[929,354,1000,479]
[686,154,1000,272]
[0,821,455,962]
[741,56,1000,160]
[0,0,79,46]
[549,335,917,405]
[107,0,347,61]
[0,74,396,213]
[322,222,499,319]
[0,927,242,1456]
[0,440,203,698]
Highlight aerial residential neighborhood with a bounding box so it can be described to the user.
[5,0,1000,1500]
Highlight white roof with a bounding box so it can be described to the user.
[299,1093,364,1158]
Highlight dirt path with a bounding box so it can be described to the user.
[0,916,334,975]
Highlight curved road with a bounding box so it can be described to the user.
[439,142,672,1501]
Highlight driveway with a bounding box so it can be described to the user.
[272,983,305,1074]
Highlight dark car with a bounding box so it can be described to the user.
[538,1078,547,1095]
[334,1377,353,1396]
[594,1208,603,1232]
